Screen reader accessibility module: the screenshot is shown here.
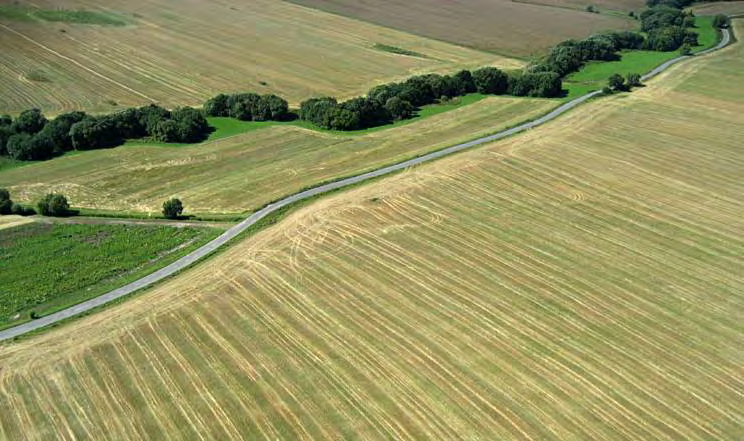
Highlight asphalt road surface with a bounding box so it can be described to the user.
[0,27,732,342]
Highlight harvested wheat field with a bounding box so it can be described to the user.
[0,97,554,214]
[694,1,744,16]
[288,0,639,58]
[0,0,514,115]
[0,20,742,441]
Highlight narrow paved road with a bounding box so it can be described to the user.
[0,27,732,342]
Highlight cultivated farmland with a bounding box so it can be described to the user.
[0,21,741,441]
[0,97,554,213]
[0,0,515,115]
[287,0,640,57]
[0,222,219,328]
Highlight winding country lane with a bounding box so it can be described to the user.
[0,27,732,342]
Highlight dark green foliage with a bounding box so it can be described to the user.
[608,73,627,91]
[10,203,35,216]
[0,124,13,156]
[162,198,184,219]
[70,117,123,151]
[138,104,171,134]
[509,72,563,98]
[0,188,11,215]
[641,6,685,32]
[204,93,230,117]
[680,44,692,55]
[532,33,626,77]
[111,108,146,139]
[646,0,693,8]
[626,73,643,87]
[39,111,87,154]
[37,193,71,217]
[340,97,390,128]
[167,107,210,143]
[299,97,339,128]
[152,119,180,143]
[204,93,289,122]
[11,108,47,135]
[453,70,477,95]
[472,67,509,95]
[5,132,54,160]
[645,26,695,51]
[713,15,730,29]
[385,97,414,121]
[604,31,646,50]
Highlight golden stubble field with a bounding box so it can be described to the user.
[0,97,554,214]
[287,0,640,57]
[0,0,516,114]
[0,22,741,441]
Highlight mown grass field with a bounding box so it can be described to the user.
[287,0,639,58]
[0,0,516,115]
[0,97,555,214]
[0,20,741,441]
[0,221,219,329]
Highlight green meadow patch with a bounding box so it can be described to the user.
[0,222,219,327]
[0,5,129,26]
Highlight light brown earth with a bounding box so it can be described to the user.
[287,0,640,57]
[0,97,554,214]
[0,0,515,115]
[0,20,741,441]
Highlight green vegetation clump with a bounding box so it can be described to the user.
[162,198,184,219]
[372,44,427,58]
[0,223,217,324]
[0,5,127,26]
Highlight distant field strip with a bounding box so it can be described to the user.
[287,0,638,57]
[0,0,515,114]
[0,97,554,213]
[0,22,741,441]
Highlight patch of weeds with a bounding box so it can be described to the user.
[373,43,428,58]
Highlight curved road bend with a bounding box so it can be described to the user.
[0,27,732,342]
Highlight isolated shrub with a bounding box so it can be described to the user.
[626,73,643,87]
[162,198,184,219]
[37,193,70,217]
[11,108,47,135]
[0,188,11,215]
[608,73,627,91]
[679,44,692,56]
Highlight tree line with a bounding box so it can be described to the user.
[0,105,211,161]
[202,68,563,132]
